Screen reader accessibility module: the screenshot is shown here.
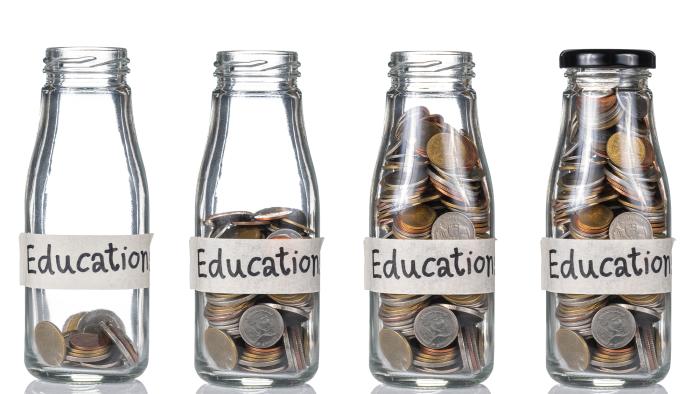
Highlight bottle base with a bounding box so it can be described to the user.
[370,364,493,388]
[547,363,670,388]
[26,367,141,384]
[196,363,318,388]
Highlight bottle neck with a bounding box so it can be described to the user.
[43,47,130,89]
[567,68,650,91]
[388,51,474,93]
[391,77,472,93]
[216,76,297,93]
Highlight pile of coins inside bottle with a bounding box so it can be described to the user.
[552,89,667,374]
[201,208,314,373]
[374,107,491,374]
[34,309,138,369]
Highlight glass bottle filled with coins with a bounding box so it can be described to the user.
[545,50,671,386]
[24,48,150,382]
[193,51,320,386]
[368,51,495,386]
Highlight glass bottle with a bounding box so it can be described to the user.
[368,51,495,387]
[24,47,150,382]
[546,50,670,386]
[193,50,320,387]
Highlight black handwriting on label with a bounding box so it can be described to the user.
[548,247,671,280]
[197,247,320,279]
[26,243,149,275]
[371,247,494,280]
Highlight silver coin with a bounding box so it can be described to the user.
[431,212,476,240]
[267,229,303,239]
[591,305,636,349]
[609,212,653,240]
[414,305,459,349]
[77,309,125,334]
[239,305,285,349]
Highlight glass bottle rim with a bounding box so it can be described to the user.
[214,50,300,78]
[44,46,129,75]
[389,51,474,79]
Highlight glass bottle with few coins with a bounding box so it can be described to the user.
[546,50,671,386]
[369,51,494,386]
[194,51,319,386]
[24,47,149,382]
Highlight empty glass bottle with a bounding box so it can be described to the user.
[545,50,671,386]
[193,51,320,387]
[368,51,495,387]
[24,47,150,382]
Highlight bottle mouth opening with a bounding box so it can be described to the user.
[44,47,129,75]
[214,50,300,78]
[389,51,474,79]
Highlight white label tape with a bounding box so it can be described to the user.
[541,238,673,295]
[190,237,323,294]
[20,233,152,290]
[364,237,495,295]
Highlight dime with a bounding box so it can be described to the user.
[555,328,590,371]
[34,321,66,366]
[591,305,636,349]
[204,327,238,370]
[414,305,459,349]
[239,305,285,348]
[606,131,646,169]
[609,212,653,240]
[378,328,412,371]
[431,212,476,240]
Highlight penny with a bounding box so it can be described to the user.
[606,131,646,169]
[591,305,636,349]
[609,212,653,240]
[204,327,238,370]
[555,328,590,371]
[395,205,436,232]
[34,321,66,366]
[426,133,478,170]
[378,328,412,371]
[431,212,476,240]
[69,332,109,350]
[239,305,285,349]
[414,305,459,350]
[574,204,613,231]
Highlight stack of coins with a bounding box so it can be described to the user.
[201,208,315,373]
[551,89,668,376]
[374,107,492,375]
[34,309,137,369]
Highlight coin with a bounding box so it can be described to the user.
[62,312,86,333]
[414,305,459,349]
[78,309,125,334]
[34,321,66,366]
[267,229,302,239]
[609,212,653,240]
[426,133,478,170]
[555,328,590,371]
[431,212,476,240]
[204,327,238,370]
[100,320,139,365]
[378,328,413,371]
[591,305,636,349]
[239,305,285,348]
[607,131,646,169]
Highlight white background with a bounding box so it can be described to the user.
[0,1,696,393]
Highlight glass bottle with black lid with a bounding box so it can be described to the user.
[545,49,671,387]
